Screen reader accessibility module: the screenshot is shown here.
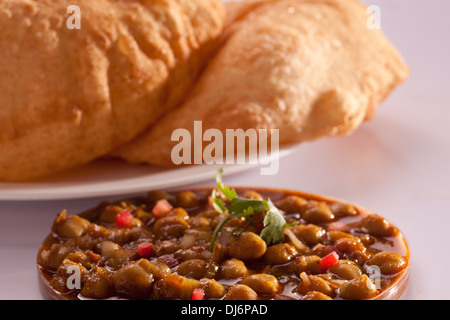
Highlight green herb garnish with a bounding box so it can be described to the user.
[259,199,286,246]
[208,169,287,251]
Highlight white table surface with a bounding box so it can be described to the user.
[1,0,449,300]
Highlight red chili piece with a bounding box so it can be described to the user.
[116,210,133,227]
[320,251,339,272]
[192,288,205,300]
[153,199,173,218]
[137,242,154,258]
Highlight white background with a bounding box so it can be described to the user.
[0,0,449,299]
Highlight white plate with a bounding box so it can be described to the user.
[0,145,299,201]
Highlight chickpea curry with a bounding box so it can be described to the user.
[37,172,409,300]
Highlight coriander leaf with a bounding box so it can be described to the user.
[216,168,238,201]
[211,189,226,214]
[260,198,287,246]
[209,169,287,252]
[228,198,267,216]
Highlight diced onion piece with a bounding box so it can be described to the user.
[101,241,120,258]
[180,233,196,249]
[192,288,205,300]
[284,228,308,252]
[153,199,173,218]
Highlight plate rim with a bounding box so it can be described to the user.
[0,144,301,201]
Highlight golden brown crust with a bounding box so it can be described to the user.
[0,0,225,181]
[113,0,409,166]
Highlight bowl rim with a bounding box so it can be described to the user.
[37,186,410,301]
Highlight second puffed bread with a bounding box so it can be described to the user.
[113,0,409,165]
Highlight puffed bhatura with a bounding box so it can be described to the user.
[112,0,409,166]
[0,0,225,181]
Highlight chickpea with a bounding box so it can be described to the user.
[218,259,248,279]
[108,228,132,245]
[334,238,366,254]
[302,202,335,224]
[88,224,111,239]
[290,224,326,245]
[334,238,369,264]
[138,259,171,280]
[113,262,154,299]
[329,260,362,280]
[174,248,205,261]
[99,205,123,223]
[367,251,407,275]
[240,274,281,296]
[176,259,208,279]
[153,216,189,240]
[101,241,135,268]
[297,272,334,296]
[241,191,264,200]
[81,267,114,299]
[167,207,189,219]
[38,243,72,271]
[176,191,199,208]
[50,274,71,293]
[276,195,308,213]
[228,232,267,260]
[264,243,299,265]
[200,278,226,299]
[339,275,378,300]
[360,213,399,237]
[224,284,258,300]
[310,244,328,257]
[327,231,359,243]
[330,202,358,218]
[156,274,201,300]
[56,260,90,283]
[129,227,152,241]
[74,235,96,251]
[52,210,91,238]
[198,209,221,220]
[289,255,322,275]
[211,242,229,264]
[64,251,90,269]
[188,216,211,231]
[154,240,181,256]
